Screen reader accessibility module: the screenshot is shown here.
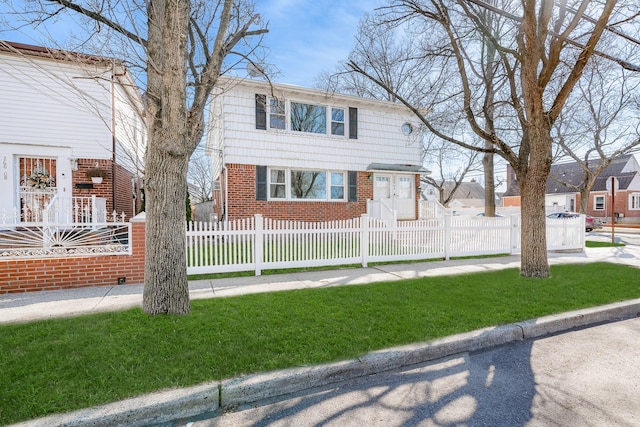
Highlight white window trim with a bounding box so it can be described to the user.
[594,194,606,211]
[266,98,350,138]
[267,168,347,202]
[629,193,640,210]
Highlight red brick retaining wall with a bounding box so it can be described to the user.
[0,217,145,294]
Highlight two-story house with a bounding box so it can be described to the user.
[207,77,427,222]
[0,41,146,222]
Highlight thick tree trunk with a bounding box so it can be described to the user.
[579,187,590,214]
[142,0,192,315]
[519,127,552,278]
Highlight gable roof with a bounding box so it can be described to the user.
[548,154,637,193]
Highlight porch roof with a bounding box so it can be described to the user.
[367,163,431,174]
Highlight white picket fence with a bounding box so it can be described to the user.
[186,214,585,276]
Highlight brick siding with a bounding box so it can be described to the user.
[224,163,373,221]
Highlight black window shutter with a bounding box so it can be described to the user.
[255,94,267,130]
[256,166,267,200]
[349,107,358,139]
[348,171,358,202]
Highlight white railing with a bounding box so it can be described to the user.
[419,200,450,219]
[186,214,584,276]
[0,207,130,260]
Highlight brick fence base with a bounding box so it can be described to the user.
[0,214,145,294]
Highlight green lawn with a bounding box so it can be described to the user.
[585,240,626,248]
[2,262,639,424]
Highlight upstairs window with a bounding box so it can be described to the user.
[269,98,285,129]
[291,102,326,134]
[331,108,345,136]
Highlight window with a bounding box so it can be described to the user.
[291,170,326,199]
[269,98,285,129]
[630,193,640,210]
[255,95,357,137]
[594,195,605,210]
[291,102,326,134]
[330,172,345,199]
[331,108,344,136]
[269,169,286,198]
[261,168,352,201]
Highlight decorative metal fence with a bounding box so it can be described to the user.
[0,198,130,260]
[186,214,585,276]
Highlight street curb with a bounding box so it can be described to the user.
[12,299,640,427]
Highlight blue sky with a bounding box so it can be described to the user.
[0,0,381,88]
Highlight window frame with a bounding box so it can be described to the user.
[256,94,354,138]
[629,193,640,210]
[594,195,606,211]
[269,98,286,130]
[331,107,345,136]
[266,168,348,202]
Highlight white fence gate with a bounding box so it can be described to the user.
[186,214,585,276]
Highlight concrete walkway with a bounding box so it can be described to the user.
[2,244,639,325]
[3,243,640,426]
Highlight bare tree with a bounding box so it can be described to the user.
[188,148,214,203]
[8,0,268,314]
[421,137,482,206]
[347,0,633,278]
[550,58,640,213]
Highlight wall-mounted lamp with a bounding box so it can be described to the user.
[69,158,78,171]
[368,173,373,181]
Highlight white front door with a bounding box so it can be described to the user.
[395,175,415,220]
[372,173,416,220]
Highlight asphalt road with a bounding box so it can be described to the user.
[188,317,640,427]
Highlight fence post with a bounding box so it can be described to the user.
[254,214,263,276]
[444,214,451,260]
[361,214,369,267]
[510,215,519,255]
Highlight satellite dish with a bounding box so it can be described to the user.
[247,62,264,78]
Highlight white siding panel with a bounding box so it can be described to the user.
[217,87,422,171]
[0,53,113,160]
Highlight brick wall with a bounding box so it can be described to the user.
[224,163,373,221]
[0,216,145,293]
[74,159,113,212]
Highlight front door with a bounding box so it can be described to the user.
[395,175,415,220]
[372,173,416,220]
[18,156,57,222]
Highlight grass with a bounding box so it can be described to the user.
[2,262,640,424]
[585,240,626,248]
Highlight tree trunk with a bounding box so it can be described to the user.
[483,145,495,217]
[579,187,590,214]
[142,0,192,315]
[519,127,552,278]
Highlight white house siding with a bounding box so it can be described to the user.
[113,77,146,175]
[208,78,422,173]
[0,52,114,161]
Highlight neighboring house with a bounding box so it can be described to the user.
[422,179,485,209]
[0,41,146,222]
[207,77,427,222]
[502,155,640,223]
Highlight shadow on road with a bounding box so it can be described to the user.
[195,336,536,426]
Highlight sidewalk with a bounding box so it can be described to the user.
[1,245,639,324]
[3,244,640,427]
